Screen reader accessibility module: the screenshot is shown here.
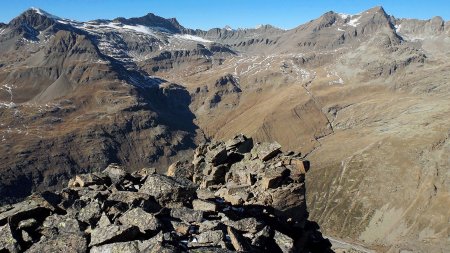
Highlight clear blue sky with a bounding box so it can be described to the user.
[1,0,448,30]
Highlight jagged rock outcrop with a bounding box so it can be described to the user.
[0,135,331,252]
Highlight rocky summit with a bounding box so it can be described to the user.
[0,135,333,253]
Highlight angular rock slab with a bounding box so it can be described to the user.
[25,234,87,253]
[192,199,218,212]
[227,226,250,252]
[90,241,141,253]
[170,207,204,223]
[89,224,139,247]
[0,223,20,253]
[251,142,282,161]
[118,208,160,233]
[0,196,56,225]
[274,230,295,253]
[139,174,196,205]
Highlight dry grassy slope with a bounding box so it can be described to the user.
[306,83,450,252]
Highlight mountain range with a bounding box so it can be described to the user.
[0,6,449,252]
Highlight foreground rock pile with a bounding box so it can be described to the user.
[0,135,332,252]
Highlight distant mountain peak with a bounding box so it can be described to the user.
[113,12,185,33]
[224,25,233,31]
[29,7,60,20]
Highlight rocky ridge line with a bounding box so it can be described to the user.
[0,134,332,252]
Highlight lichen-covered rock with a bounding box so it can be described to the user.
[102,163,127,184]
[189,230,224,247]
[0,223,20,253]
[118,208,160,233]
[170,206,204,223]
[43,214,82,235]
[0,195,56,225]
[139,174,196,205]
[25,234,87,253]
[192,199,218,212]
[89,224,139,247]
[77,201,101,225]
[227,226,250,252]
[166,160,194,179]
[274,230,295,253]
[251,142,282,161]
[90,241,141,253]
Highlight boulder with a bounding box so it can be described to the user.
[102,163,127,184]
[43,214,82,235]
[205,142,228,166]
[118,208,160,233]
[166,160,194,179]
[196,189,216,200]
[189,230,224,247]
[227,226,250,252]
[261,166,290,189]
[77,201,101,225]
[139,174,196,205]
[268,183,307,224]
[274,230,295,253]
[18,218,37,229]
[251,142,282,161]
[106,191,158,212]
[97,213,112,228]
[89,224,139,247]
[90,241,142,253]
[224,217,264,234]
[192,199,218,212]
[0,196,56,226]
[170,220,191,235]
[198,220,221,233]
[170,207,204,223]
[251,226,272,247]
[25,234,87,253]
[0,223,20,253]
[201,164,229,187]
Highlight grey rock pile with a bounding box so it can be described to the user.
[0,135,332,252]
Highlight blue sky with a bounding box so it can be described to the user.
[1,0,449,30]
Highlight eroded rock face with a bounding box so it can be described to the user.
[0,135,331,252]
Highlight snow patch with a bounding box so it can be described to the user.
[394,24,402,32]
[348,16,361,27]
[224,25,233,31]
[327,70,345,85]
[0,102,17,109]
[100,22,157,36]
[173,34,212,43]
[337,27,345,32]
[338,13,350,20]
[30,7,61,20]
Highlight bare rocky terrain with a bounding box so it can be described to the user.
[0,136,333,252]
[0,6,449,252]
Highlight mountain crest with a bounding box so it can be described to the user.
[29,7,60,20]
[113,12,185,33]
